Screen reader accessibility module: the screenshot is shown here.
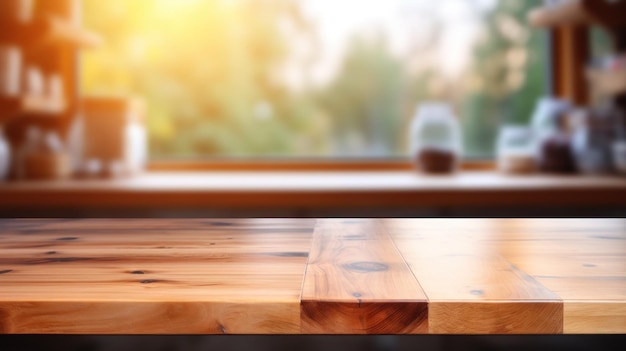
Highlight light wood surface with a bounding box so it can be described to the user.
[386,219,563,334]
[386,218,626,334]
[301,219,427,334]
[1,171,626,211]
[0,219,315,334]
[0,218,624,334]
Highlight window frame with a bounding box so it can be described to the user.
[147,159,495,172]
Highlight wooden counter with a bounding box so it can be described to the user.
[0,218,624,334]
[1,171,626,212]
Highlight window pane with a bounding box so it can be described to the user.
[591,27,614,60]
[82,0,548,159]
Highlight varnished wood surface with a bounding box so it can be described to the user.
[386,219,563,334]
[301,219,427,334]
[0,218,624,334]
[0,219,315,334]
[1,171,626,211]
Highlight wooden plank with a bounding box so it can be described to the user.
[492,218,626,333]
[564,302,626,334]
[0,218,624,335]
[389,218,626,334]
[0,218,315,334]
[429,302,562,334]
[0,275,306,301]
[0,218,314,245]
[385,219,564,334]
[300,219,427,334]
[0,301,299,334]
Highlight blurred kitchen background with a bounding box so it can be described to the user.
[81,0,549,159]
[0,0,625,218]
[0,1,625,350]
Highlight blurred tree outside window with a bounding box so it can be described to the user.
[82,0,548,160]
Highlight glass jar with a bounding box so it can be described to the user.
[537,119,577,174]
[530,96,572,156]
[530,97,577,174]
[571,107,615,174]
[18,126,71,180]
[496,125,536,174]
[409,102,462,174]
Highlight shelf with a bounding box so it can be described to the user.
[0,15,102,49]
[1,171,625,211]
[528,0,626,29]
[41,15,103,49]
[0,95,66,122]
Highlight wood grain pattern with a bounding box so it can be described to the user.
[564,302,626,334]
[386,218,626,334]
[0,218,624,334]
[0,219,315,334]
[301,219,427,334]
[0,301,300,334]
[429,302,563,334]
[385,219,564,334]
[484,219,626,334]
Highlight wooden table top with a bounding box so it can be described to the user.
[0,218,624,335]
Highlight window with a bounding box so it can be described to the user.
[82,0,548,161]
[589,26,616,107]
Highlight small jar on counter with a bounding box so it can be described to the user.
[409,102,462,174]
[496,125,536,174]
[18,126,71,180]
[533,103,578,174]
[571,107,616,174]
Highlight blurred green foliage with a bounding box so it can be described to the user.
[461,0,548,157]
[82,0,547,159]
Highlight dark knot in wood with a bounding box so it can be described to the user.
[470,289,484,296]
[343,261,389,273]
[267,252,308,258]
[218,324,227,334]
